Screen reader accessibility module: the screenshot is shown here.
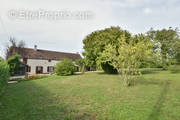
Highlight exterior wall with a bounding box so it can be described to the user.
[26,59,59,74]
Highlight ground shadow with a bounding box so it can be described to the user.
[147,80,170,120]
[0,79,94,120]
[169,65,180,74]
[136,77,163,86]
[141,70,159,75]
[170,69,180,74]
[141,68,162,75]
[97,68,162,75]
[96,72,118,75]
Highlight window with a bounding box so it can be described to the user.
[36,66,43,74]
[48,59,51,62]
[47,66,54,73]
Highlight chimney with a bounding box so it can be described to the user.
[34,45,37,51]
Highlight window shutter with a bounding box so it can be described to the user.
[47,66,49,72]
[41,67,43,73]
[28,66,31,72]
[27,66,31,72]
[36,67,38,74]
[26,66,28,72]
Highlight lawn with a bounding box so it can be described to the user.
[0,69,180,120]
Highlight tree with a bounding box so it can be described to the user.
[97,33,153,86]
[147,27,180,69]
[5,37,26,59]
[83,26,131,73]
[55,58,75,76]
[75,58,86,73]
[7,54,21,76]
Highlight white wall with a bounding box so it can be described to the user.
[27,59,59,74]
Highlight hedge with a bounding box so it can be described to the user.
[0,62,10,95]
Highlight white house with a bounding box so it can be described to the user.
[7,45,81,74]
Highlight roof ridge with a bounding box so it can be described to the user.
[14,46,80,55]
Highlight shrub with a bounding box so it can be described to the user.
[25,74,47,80]
[25,74,40,80]
[7,54,20,76]
[0,62,10,94]
[55,58,75,76]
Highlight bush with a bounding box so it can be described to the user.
[25,74,47,80]
[0,62,10,94]
[55,58,75,76]
[25,74,40,80]
[7,54,20,76]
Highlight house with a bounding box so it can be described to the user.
[7,45,82,74]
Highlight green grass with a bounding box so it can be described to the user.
[0,70,180,120]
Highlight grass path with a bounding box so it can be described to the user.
[0,70,180,120]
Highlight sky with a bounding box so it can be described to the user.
[0,0,180,58]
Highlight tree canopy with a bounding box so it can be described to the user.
[83,26,131,73]
[83,26,180,86]
[147,27,180,69]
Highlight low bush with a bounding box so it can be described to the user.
[25,74,47,80]
[0,62,10,94]
[7,54,20,76]
[55,58,75,76]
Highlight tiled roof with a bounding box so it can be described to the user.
[10,47,81,61]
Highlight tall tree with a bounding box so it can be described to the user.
[147,27,180,69]
[83,26,131,73]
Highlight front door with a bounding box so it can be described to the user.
[36,66,43,74]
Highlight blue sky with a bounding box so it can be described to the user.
[0,0,180,58]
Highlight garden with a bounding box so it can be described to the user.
[0,26,180,120]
